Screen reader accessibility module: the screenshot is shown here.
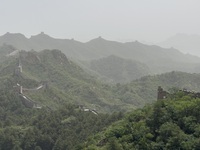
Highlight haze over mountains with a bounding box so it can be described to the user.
[1,32,200,83]
[2,33,200,112]
[89,55,150,83]
[1,0,200,148]
[1,32,199,61]
[1,32,200,149]
[158,33,200,57]
[1,49,200,112]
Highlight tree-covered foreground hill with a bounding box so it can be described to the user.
[0,103,123,150]
[83,91,200,150]
[1,49,200,149]
[0,48,126,149]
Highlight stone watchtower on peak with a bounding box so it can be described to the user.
[157,86,168,100]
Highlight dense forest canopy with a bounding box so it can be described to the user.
[1,40,200,149]
[83,91,200,150]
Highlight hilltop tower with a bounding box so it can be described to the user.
[157,86,168,100]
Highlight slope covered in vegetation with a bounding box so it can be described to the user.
[83,91,200,150]
[0,103,123,150]
[0,50,126,150]
[1,49,200,149]
[88,55,150,83]
[115,71,200,107]
[1,49,200,112]
[0,49,126,113]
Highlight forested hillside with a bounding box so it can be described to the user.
[1,0,200,149]
[0,102,123,150]
[83,91,200,149]
[115,71,200,106]
[1,47,200,149]
[1,49,200,112]
[0,49,125,149]
[88,55,150,83]
[0,44,17,62]
[0,49,126,113]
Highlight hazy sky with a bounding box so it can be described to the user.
[0,0,200,42]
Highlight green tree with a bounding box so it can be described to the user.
[106,137,122,150]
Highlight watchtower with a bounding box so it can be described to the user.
[157,86,168,100]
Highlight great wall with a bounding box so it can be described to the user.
[13,52,98,114]
[14,53,200,110]
[14,83,44,109]
[157,86,200,100]
[13,55,43,109]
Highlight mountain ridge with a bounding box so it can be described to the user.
[158,33,200,56]
[1,32,200,79]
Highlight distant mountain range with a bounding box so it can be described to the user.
[1,32,200,83]
[158,33,200,56]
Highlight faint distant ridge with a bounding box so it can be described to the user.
[0,32,200,62]
[0,32,101,60]
[1,32,200,75]
[0,32,33,50]
[158,33,200,56]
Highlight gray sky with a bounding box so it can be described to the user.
[0,0,200,42]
